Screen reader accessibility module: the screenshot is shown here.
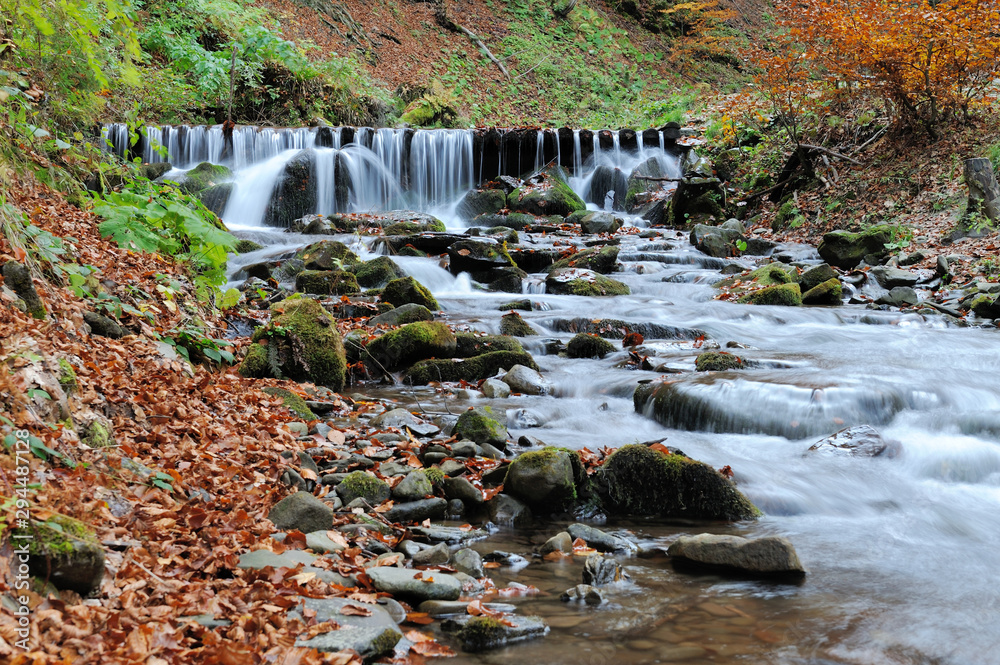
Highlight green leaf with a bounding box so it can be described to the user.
[27,388,52,400]
[219,288,241,309]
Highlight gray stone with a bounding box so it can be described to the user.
[396,540,425,558]
[481,377,511,398]
[383,498,448,523]
[582,554,627,586]
[448,498,465,516]
[412,542,451,565]
[560,584,603,605]
[452,548,485,577]
[409,524,489,544]
[238,549,317,569]
[807,425,900,457]
[567,523,633,553]
[392,470,433,502]
[267,491,334,533]
[453,406,508,447]
[369,408,440,436]
[539,531,573,555]
[438,459,469,477]
[799,263,838,293]
[293,597,402,658]
[443,614,549,652]
[450,440,479,458]
[27,519,104,595]
[305,530,347,553]
[876,286,919,307]
[366,303,435,326]
[486,493,532,526]
[418,600,516,617]
[667,533,806,576]
[505,449,575,506]
[336,472,391,504]
[870,266,919,289]
[443,476,484,505]
[501,364,551,395]
[83,311,126,339]
[367,567,463,601]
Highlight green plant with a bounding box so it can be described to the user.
[3,431,75,468]
[150,471,175,493]
[160,319,235,366]
[883,224,914,252]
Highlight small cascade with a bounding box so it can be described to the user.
[572,129,583,177]
[221,150,301,230]
[408,130,474,208]
[534,130,545,172]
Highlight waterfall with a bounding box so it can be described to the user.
[408,129,474,208]
[534,130,545,172]
[572,129,582,177]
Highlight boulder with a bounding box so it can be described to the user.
[471,212,535,230]
[545,268,630,296]
[870,265,919,289]
[454,333,524,357]
[667,533,806,578]
[501,364,551,395]
[443,476,484,505]
[582,553,627,586]
[695,351,745,371]
[263,150,317,227]
[294,598,402,659]
[294,269,360,295]
[452,548,485,578]
[354,256,406,288]
[802,278,843,306]
[367,567,462,601]
[807,424,899,457]
[267,491,334,533]
[505,448,576,507]
[27,516,105,595]
[486,493,533,526]
[799,263,838,293]
[547,245,620,275]
[336,471,391,504]
[179,162,231,194]
[3,260,45,319]
[382,276,439,310]
[370,408,441,436]
[383,498,448,523]
[393,470,434,501]
[817,226,894,269]
[364,321,457,372]
[367,303,434,326]
[624,156,668,212]
[447,238,516,280]
[588,165,628,211]
[197,182,233,216]
[507,166,586,217]
[481,377,511,399]
[566,211,623,235]
[551,317,705,341]
[404,351,539,385]
[567,523,632,553]
[239,297,346,389]
[454,406,508,447]
[540,531,573,555]
[560,584,603,605]
[499,311,537,337]
[737,283,802,306]
[444,615,549,652]
[295,240,359,271]
[457,188,508,220]
[600,444,759,521]
[83,311,127,339]
[876,286,919,307]
[668,177,725,226]
[566,333,616,359]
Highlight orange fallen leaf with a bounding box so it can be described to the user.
[340,604,372,616]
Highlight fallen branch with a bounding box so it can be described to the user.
[433,0,511,79]
[737,169,802,203]
[634,176,687,183]
[799,143,863,165]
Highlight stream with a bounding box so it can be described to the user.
[111,124,1000,664]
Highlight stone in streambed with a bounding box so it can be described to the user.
[546,245,620,275]
[268,491,334,533]
[481,377,511,399]
[392,470,433,502]
[501,364,551,395]
[452,548,485,578]
[505,448,577,507]
[443,614,549,652]
[695,351,745,371]
[737,283,802,306]
[354,256,406,288]
[566,211,623,235]
[560,584,603,605]
[404,351,538,385]
[369,408,440,436]
[363,321,456,372]
[294,597,402,659]
[499,311,537,337]
[807,424,900,457]
[336,471,391,505]
[383,498,448,523]
[453,406,508,447]
[539,531,573,555]
[457,188,508,220]
[366,567,463,601]
[507,166,585,217]
[366,302,434,326]
[799,263,838,292]
[294,239,359,271]
[876,286,919,307]
[667,533,806,578]
[381,275,439,310]
[817,225,894,269]
[802,278,843,305]
[486,493,533,526]
[582,553,627,586]
[443,476,484,505]
[567,523,633,553]
[413,542,451,565]
[870,265,919,289]
[566,333,616,359]
[546,268,630,297]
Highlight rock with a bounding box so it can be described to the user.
[233,239,264,254]
[455,333,525,358]
[336,471,391,505]
[970,293,1000,318]
[3,261,45,318]
[546,267,630,296]
[737,283,802,306]
[366,567,463,601]
[802,278,843,306]
[798,263,838,292]
[393,470,433,502]
[486,493,533,526]
[600,444,759,521]
[413,542,451,565]
[83,311,126,338]
[695,351,745,371]
[566,333,616,359]
[294,240,359,271]
[582,554,627,586]
[588,164,628,211]
[268,491,334,533]
[481,377,511,399]
[567,524,632,553]
[499,311,537,337]
[624,156,667,212]
[382,276,439,310]
[404,351,539,385]
[457,188,508,220]
[539,531,573,555]
[364,321,457,372]
[410,524,489,544]
[263,387,316,420]
[197,182,233,216]
[239,297,347,390]
[294,597,402,659]
[452,548,485,577]
[27,516,104,595]
[383,498,448,523]
[305,530,347,553]
[443,476,484,505]
[505,448,577,507]
[369,408,440,436]
[354,256,407,288]
[178,161,231,194]
[876,286,919,307]
[668,177,725,225]
[366,303,434,326]
[501,364,551,395]
[870,265,919,289]
[818,226,894,269]
[418,600,516,617]
[238,549,317,570]
[547,245,620,275]
[447,238,516,282]
[263,150,318,227]
[507,166,586,217]
[807,424,900,457]
[551,317,705,341]
[566,211,623,235]
[667,533,806,578]
[453,406,508,447]
[444,614,549,652]
[560,584,603,605]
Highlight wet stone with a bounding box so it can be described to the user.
[560,584,603,605]
[366,567,463,601]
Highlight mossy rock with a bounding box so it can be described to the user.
[295,240,360,271]
[28,515,105,595]
[366,303,434,326]
[180,162,231,194]
[471,212,535,229]
[57,358,78,395]
[499,312,537,337]
[425,467,446,486]
[507,167,586,217]
[624,156,667,212]
[799,263,838,293]
[695,351,745,371]
[971,293,1000,318]
[234,239,264,254]
[817,226,895,269]
[404,351,539,385]
[262,386,317,420]
[457,189,508,221]
[499,299,532,311]
[667,177,725,226]
[600,444,759,521]
[485,227,519,245]
[364,321,457,372]
[546,268,630,296]
[354,256,407,288]
[566,333,616,359]
[454,333,524,357]
[295,269,361,295]
[383,218,447,235]
[715,263,797,290]
[505,447,576,508]
[737,283,802,306]
[456,617,507,652]
[802,278,843,306]
[547,246,620,275]
[454,406,507,447]
[2,260,45,318]
[337,471,391,504]
[240,297,347,390]
[382,276,439,310]
[395,245,428,258]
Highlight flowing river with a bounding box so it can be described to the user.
[110,124,1000,664]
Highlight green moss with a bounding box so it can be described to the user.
[382,276,439,310]
[715,263,797,290]
[383,219,446,235]
[505,447,577,506]
[424,467,446,486]
[262,386,317,420]
[454,406,507,447]
[57,358,78,394]
[294,269,361,295]
[772,199,799,231]
[83,419,113,448]
[737,283,802,306]
[404,351,538,385]
[486,227,519,244]
[566,333,616,359]
[499,300,532,311]
[695,351,745,371]
[547,246,620,274]
[295,240,360,271]
[507,168,586,217]
[28,515,96,557]
[234,239,264,254]
[339,471,390,504]
[454,334,524,357]
[817,225,895,269]
[364,321,457,372]
[547,270,630,296]
[239,343,270,378]
[459,617,507,652]
[395,245,428,258]
[499,312,537,337]
[802,277,843,306]
[181,162,232,193]
[602,444,759,520]
[354,256,406,288]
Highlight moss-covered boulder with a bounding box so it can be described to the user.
[262,386,317,420]
[28,515,105,595]
[817,226,894,269]
[294,269,360,295]
[801,278,843,306]
[234,239,264,254]
[457,188,508,221]
[546,268,630,296]
[404,351,538,385]
[454,333,524,357]
[715,263,797,291]
[454,406,507,447]
[354,256,406,288]
[737,283,802,306]
[180,161,231,194]
[382,276,439,310]
[364,321,457,372]
[667,177,726,226]
[695,351,745,371]
[799,263,838,293]
[239,296,347,390]
[367,303,434,326]
[566,333,616,359]
[505,448,577,508]
[295,240,360,271]
[471,212,535,229]
[507,167,586,217]
[447,239,516,279]
[336,471,391,504]
[263,149,318,228]
[383,218,447,235]
[547,245,620,275]
[499,312,537,337]
[566,211,623,235]
[2,261,46,319]
[600,444,759,521]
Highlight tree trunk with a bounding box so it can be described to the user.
[965,158,1000,225]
